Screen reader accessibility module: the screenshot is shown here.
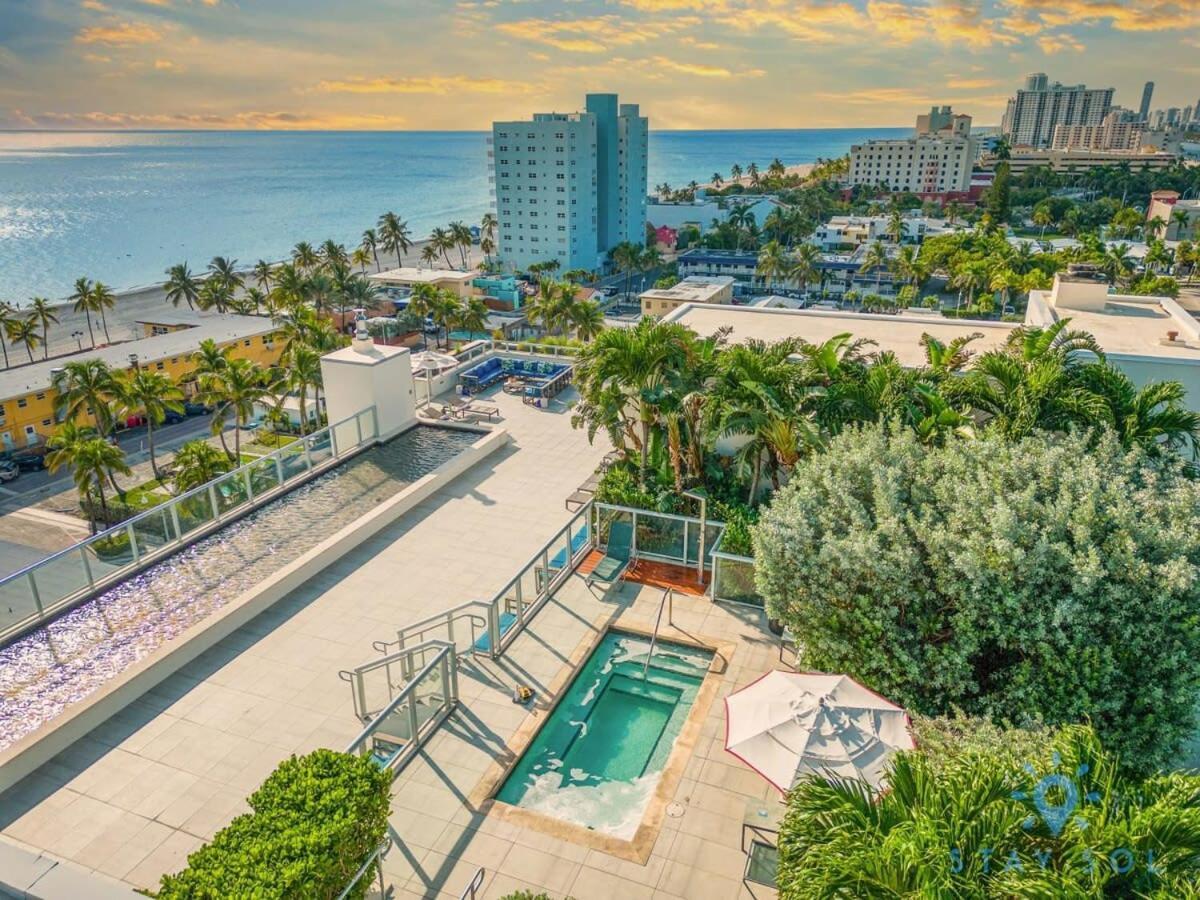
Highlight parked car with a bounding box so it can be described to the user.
[0,460,19,482]
[0,448,47,471]
[184,401,211,416]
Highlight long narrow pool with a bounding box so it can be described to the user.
[0,426,479,751]
[496,630,713,838]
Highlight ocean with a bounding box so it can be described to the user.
[0,128,908,301]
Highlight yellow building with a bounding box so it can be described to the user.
[368,267,479,299]
[0,314,281,450]
[639,276,735,318]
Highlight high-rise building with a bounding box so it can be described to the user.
[490,93,647,272]
[1001,76,1114,148]
[1051,111,1145,151]
[1166,107,1182,126]
[1139,82,1155,121]
[847,109,976,195]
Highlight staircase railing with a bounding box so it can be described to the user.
[643,586,673,679]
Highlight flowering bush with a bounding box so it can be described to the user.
[754,424,1200,772]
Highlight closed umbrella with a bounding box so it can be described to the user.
[724,671,914,792]
[410,350,459,407]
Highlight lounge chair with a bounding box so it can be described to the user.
[585,520,634,590]
[466,401,499,421]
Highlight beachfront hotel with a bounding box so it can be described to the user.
[490,93,648,273]
[846,108,977,198]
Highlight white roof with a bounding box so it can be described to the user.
[0,315,276,401]
[640,276,735,305]
[1028,289,1200,362]
[369,267,476,285]
[666,304,1016,367]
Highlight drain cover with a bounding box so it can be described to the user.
[666,802,685,818]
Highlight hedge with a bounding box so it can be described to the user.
[156,750,390,899]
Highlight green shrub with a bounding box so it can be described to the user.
[157,750,390,899]
[711,499,756,557]
[90,529,133,561]
[777,725,1200,898]
[754,424,1200,773]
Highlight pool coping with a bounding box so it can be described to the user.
[469,612,736,865]
[0,425,510,796]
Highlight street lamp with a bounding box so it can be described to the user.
[681,487,708,586]
[71,330,83,351]
[128,353,140,369]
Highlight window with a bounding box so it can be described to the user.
[156,362,165,370]
[41,419,51,427]
[17,398,27,409]
[244,339,251,347]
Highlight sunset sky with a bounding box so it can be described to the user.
[2,0,1198,131]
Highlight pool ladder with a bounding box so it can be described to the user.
[642,586,674,679]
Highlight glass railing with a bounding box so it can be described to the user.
[0,406,379,645]
[344,640,458,773]
[710,529,762,607]
[593,502,725,572]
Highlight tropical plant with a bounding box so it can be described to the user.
[157,750,390,900]
[5,315,40,363]
[52,358,118,432]
[277,344,323,436]
[753,424,1200,772]
[119,368,184,480]
[206,357,271,460]
[292,241,319,273]
[27,297,58,359]
[777,724,1200,898]
[69,277,97,348]
[0,303,14,368]
[90,281,115,343]
[46,424,131,533]
[172,439,233,493]
[567,299,605,341]
[165,263,200,311]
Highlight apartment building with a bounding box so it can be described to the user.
[848,110,975,195]
[639,276,734,317]
[1002,147,1177,175]
[1001,73,1114,148]
[490,93,647,273]
[0,315,281,451]
[1051,111,1145,151]
[1147,190,1200,240]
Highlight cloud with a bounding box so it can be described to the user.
[1002,0,1199,32]
[495,15,694,53]
[80,0,110,10]
[946,77,1000,89]
[315,75,531,95]
[1037,32,1085,53]
[7,109,407,130]
[75,21,162,45]
[154,58,179,70]
[649,56,764,78]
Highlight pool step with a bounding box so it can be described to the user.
[612,659,707,691]
[608,673,683,706]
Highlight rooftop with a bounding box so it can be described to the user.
[370,267,477,286]
[0,314,275,401]
[666,304,1016,367]
[639,276,735,305]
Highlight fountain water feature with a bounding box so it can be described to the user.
[0,426,478,751]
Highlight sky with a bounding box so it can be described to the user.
[0,0,1198,131]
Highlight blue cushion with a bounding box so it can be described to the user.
[473,611,518,652]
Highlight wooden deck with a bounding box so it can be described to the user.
[578,551,710,597]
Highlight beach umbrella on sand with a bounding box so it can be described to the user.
[724,671,915,792]
[410,350,460,406]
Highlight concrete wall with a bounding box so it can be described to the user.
[321,343,416,440]
[0,427,510,795]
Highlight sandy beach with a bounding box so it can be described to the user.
[702,163,816,190]
[15,236,487,359]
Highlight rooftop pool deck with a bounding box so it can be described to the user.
[0,387,782,900]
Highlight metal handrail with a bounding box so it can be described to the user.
[373,600,491,656]
[340,639,449,723]
[643,586,673,679]
[336,837,391,900]
[458,867,485,900]
[344,641,456,759]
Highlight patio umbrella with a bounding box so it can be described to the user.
[409,350,460,406]
[724,671,914,792]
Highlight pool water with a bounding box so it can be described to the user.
[496,631,713,838]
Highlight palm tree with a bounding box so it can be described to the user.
[70,277,97,348]
[429,290,461,349]
[5,316,40,363]
[189,338,235,453]
[0,303,15,368]
[208,256,244,295]
[448,221,473,268]
[430,226,455,268]
[377,212,412,268]
[1100,243,1135,285]
[165,263,199,311]
[278,344,323,436]
[1143,214,1168,242]
[1169,207,1191,241]
[1032,205,1053,239]
[351,246,372,275]
[172,440,233,494]
[788,243,820,296]
[197,277,231,314]
[207,357,270,461]
[119,368,184,480]
[1077,364,1200,459]
[361,229,381,273]
[730,163,742,184]
[419,244,440,267]
[26,297,58,359]
[90,281,115,343]
[406,282,437,351]
[886,208,906,244]
[52,358,117,432]
[859,240,889,295]
[252,260,274,293]
[304,273,335,317]
[46,426,131,533]
[243,287,267,316]
[755,241,788,292]
[568,299,605,341]
[292,241,319,273]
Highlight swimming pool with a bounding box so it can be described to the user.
[496,630,714,839]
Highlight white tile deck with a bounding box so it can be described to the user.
[1,385,785,900]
